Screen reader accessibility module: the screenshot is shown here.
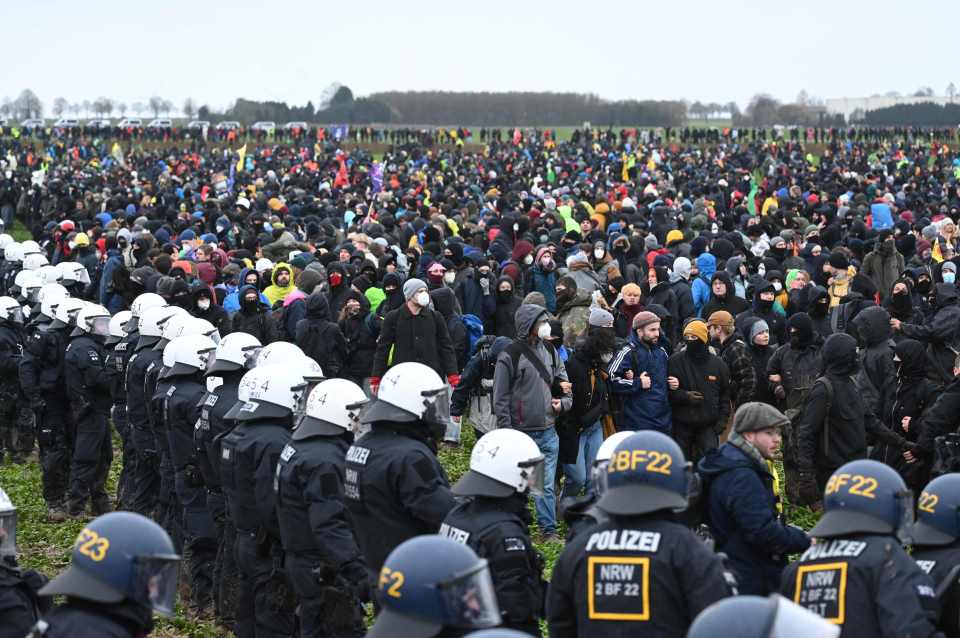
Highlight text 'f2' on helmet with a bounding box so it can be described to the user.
[51,296,85,329]
[58,261,92,287]
[39,512,181,616]
[453,429,545,498]
[596,430,691,516]
[811,459,914,542]
[105,310,132,346]
[293,378,368,440]
[225,363,308,422]
[206,332,261,375]
[591,430,634,496]
[361,361,450,426]
[367,535,500,638]
[137,305,182,346]
[0,296,24,325]
[911,472,960,546]
[128,292,167,331]
[161,334,216,379]
[688,594,839,638]
[72,303,111,337]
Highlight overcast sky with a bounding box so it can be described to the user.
[4,0,959,115]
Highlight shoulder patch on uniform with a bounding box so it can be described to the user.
[345,445,371,465]
[915,559,936,574]
[88,351,99,362]
[166,386,176,397]
[503,537,527,552]
[280,444,296,462]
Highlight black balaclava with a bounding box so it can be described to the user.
[787,312,814,348]
[823,332,859,376]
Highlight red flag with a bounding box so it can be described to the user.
[334,156,349,188]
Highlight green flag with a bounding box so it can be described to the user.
[746,182,759,216]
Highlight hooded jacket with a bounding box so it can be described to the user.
[451,336,511,434]
[734,280,786,346]
[295,292,347,377]
[901,283,960,387]
[608,330,672,432]
[372,296,458,379]
[326,262,353,319]
[556,290,592,349]
[430,287,468,371]
[667,342,730,430]
[701,271,750,320]
[851,306,896,421]
[492,304,572,432]
[229,283,278,344]
[491,275,522,338]
[861,240,904,301]
[263,261,296,307]
[191,285,229,335]
[223,267,269,315]
[692,252,717,315]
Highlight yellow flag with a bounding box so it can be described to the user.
[236,144,247,172]
[621,153,629,182]
[932,241,944,263]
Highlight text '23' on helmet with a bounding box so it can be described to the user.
[361,361,451,428]
[71,303,111,337]
[205,332,261,375]
[127,292,167,331]
[293,378,368,440]
[137,305,184,348]
[58,261,92,288]
[224,363,309,422]
[367,535,500,638]
[810,459,914,543]
[39,512,181,617]
[911,473,960,546]
[453,429,545,498]
[0,296,24,325]
[51,297,86,330]
[161,334,216,379]
[687,594,839,638]
[105,310,132,346]
[596,430,691,516]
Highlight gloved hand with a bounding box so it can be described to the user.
[773,385,786,400]
[447,374,461,388]
[795,470,821,507]
[479,277,490,293]
[686,391,704,403]
[369,376,381,396]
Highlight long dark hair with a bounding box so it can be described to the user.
[579,325,618,364]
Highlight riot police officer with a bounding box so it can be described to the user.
[63,303,116,517]
[343,361,456,588]
[220,362,309,637]
[275,378,369,638]
[0,296,30,465]
[781,459,941,637]
[162,334,218,616]
[104,311,132,507]
[441,428,547,635]
[0,485,51,638]
[21,297,84,521]
[911,473,960,637]
[366,535,502,638]
[125,305,184,517]
[547,430,736,637]
[687,594,839,638]
[195,331,260,632]
[31,511,181,637]
[560,430,633,541]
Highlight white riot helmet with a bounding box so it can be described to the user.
[206,332,261,374]
[22,253,49,271]
[592,431,636,496]
[106,310,133,346]
[20,241,41,256]
[224,364,308,422]
[360,361,450,427]
[293,379,368,440]
[156,317,219,350]
[37,283,69,320]
[137,306,185,347]
[0,297,24,325]
[161,334,217,379]
[453,429,546,497]
[251,341,305,367]
[3,243,23,263]
[0,234,14,251]
[58,262,92,288]
[52,297,86,329]
[37,264,60,285]
[72,303,111,337]
[13,270,42,302]
[153,311,192,351]
[127,292,166,331]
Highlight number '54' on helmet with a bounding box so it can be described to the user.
[39,512,181,616]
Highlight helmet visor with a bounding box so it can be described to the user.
[520,456,546,496]
[131,556,180,617]
[421,386,451,426]
[26,287,41,303]
[896,489,916,545]
[437,561,501,629]
[769,594,840,638]
[91,316,111,337]
[0,509,16,557]
[8,307,23,325]
[592,459,612,496]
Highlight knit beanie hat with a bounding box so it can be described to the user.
[588,307,615,328]
[403,278,427,301]
[828,250,849,270]
[749,319,770,343]
[706,310,734,328]
[632,311,661,329]
[682,319,708,343]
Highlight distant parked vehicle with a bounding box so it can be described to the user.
[53,118,81,128]
[87,118,113,129]
[216,121,241,131]
[284,121,309,131]
[21,118,45,129]
[187,120,210,129]
[251,121,276,133]
[117,118,143,127]
[147,119,172,129]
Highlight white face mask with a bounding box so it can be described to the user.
[523,254,533,265]
[594,248,604,259]
[415,291,430,307]
[197,299,211,311]
[537,322,552,340]
[443,271,456,285]
[600,352,613,363]
[773,282,782,292]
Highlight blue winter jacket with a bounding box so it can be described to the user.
[99,250,124,313]
[698,443,810,595]
[525,266,557,313]
[607,332,671,432]
[692,253,716,316]
[223,267,270,315]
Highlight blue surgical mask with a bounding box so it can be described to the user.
[944,272,956,284]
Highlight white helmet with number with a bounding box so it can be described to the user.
[294,379,369,440]
[138,306,185,346]
[37,264,60,285]
[0,296,25,324]
[52,297,86,328]
[128,292,167,331]
[161,334,217,379]
[58,262,92,287]
[22,253,49,271]
[224,364,308,422]
[206,332,261,374]
[251,341,305,367]
[3,243,22,263]
[591,431,636,496]
[72,303,111,336]
[453,429,546,497]
[361,361,450,426]
[14,270,42,301]
[37,283,69,319]
[155,316,218,351]
[106,310,133,346]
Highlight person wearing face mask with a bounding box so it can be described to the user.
[222,267,268,315]
[523,246,558,313]
[735,280,786,347]
[190,283,229,335]
[741,318,776,406]
[644,266,680,340]
[940,260,958,288]
[491,275,521,338]
[884,278,916,329]
[667,319,731,464]
[229,283,278,344]
[337,292,376,385]
[554,276,592,349]
[803,284,834,339]
[861,229,905,302]
[455,254,494,319]
[325,262,352,319]
[370,278,459,395]
[892,282,960,388]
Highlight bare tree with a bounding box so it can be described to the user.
[183,97,196,120]
[52,97,69,117]
[948,83,957,102]
[132,102,145,117]
[69,103,80,117]
[161,99,173,117]
[796,89,809,106]
[0,98,11,118]
[148,96,164,118]
[913,86,934,97]
[14,90,43,119]
[103,98,114,118]
[116,102,127,116]
[82,100,92,118]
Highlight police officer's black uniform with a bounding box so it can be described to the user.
[0,557,50,638]
[547,431,735,638]
[0,314,31,464]
[124,337,162,516]
[107,327,136,509]
[147,359,181,549]
[911,474,960,638]
[781,460,940,638]
[275,417,367,638]
[63,329,115,515]
[163,364,216,615]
